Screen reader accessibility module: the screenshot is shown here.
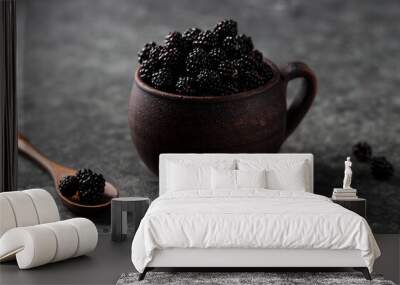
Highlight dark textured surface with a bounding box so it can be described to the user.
[17,0,400,233]
[117,272,395,285]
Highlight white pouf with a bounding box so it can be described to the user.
[0,191,40,227]
[0,196,17,237]
[0,189,98,269]
[0,189,60,237]
[23,189,60,224]
[42,221,79,262]
[0,218,98,269]
[65,218,98,257]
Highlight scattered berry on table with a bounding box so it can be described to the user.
[371,156,394,181]
[352,141,373,162]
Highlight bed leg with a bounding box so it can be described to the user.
[354,267,371,280]
[138,268,147,281]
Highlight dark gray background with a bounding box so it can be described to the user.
[17,0,400,233]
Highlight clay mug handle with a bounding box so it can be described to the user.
[280,62,317,139]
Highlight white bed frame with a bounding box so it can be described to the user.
[140,154,370,280]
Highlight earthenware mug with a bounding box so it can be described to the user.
[129,59,317,175]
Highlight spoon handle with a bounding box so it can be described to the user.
[18,133,55,172]
[17,133,75,184]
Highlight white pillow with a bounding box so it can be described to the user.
[165,158,236,170]
[237,159,308,191]
[266,164,306,191]
[166,162,212,191]
[236,169,267,189]
[211,169,268,191]
[211,168,236,190]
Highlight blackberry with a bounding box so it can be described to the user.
[183,27,202,42]
[252,49,264,63]
[257,61,274,82]
[352,142,372,162]
[371,156,394,181]
[148,45,163,61]
[76,168,93,184]
[151,68,174,91]
[240,70,264,90]
[234,55,257,73]
[159,47,182,69]
[136,19,273,96]
[213,19,238,42]
[237,34,254,53]
[222,81,240,95]
[138,42,157,64]
[222,36,240,58]
[185,48,209,76]
[139,58,159,83]
[76,169,105,191]
[197,69,222,95]
[208,48,227,68]
[217,61,238,79]
[182,27,202,50]
[59,175,79,198]
[79,188,104,205]
[76,168,105,205]
[165,31,184,50]
[193,30,218,51]
[175,76,198,96]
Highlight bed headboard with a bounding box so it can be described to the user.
[159,153,314,195]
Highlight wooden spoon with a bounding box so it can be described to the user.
[18,133,119,215]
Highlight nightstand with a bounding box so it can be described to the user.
[331,198,366,218]
[111,197,150,242]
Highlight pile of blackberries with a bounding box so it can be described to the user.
[137,19,274,96]
[59,168,106,205]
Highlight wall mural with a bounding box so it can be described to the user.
[17,0,399,233]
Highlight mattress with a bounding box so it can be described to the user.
[131,190,380,273]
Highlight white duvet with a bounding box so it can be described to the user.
[131,190,380,273]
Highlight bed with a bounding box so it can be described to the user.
[131,154,380,280]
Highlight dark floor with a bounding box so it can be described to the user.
[1,234,398,285]
[16,0,400,234]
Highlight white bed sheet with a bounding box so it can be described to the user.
[131,190,380,273]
